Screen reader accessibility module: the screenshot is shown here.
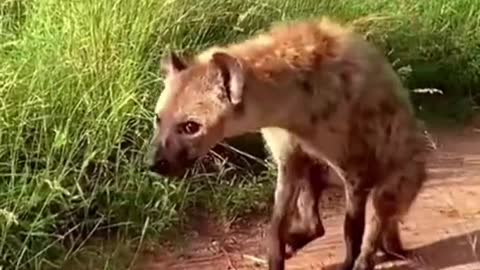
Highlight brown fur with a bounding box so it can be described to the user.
[264,128,329,259]
[148,17,432,270]
[282,155,329,259]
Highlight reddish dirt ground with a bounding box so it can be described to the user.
[139,127,480,270]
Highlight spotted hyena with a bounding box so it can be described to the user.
[147,17,432,270]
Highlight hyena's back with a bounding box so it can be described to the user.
[197,17,418,157]
[198,18,427,185]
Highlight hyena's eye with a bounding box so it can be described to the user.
[178,121,201,135]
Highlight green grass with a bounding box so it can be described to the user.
[1,0,479,269]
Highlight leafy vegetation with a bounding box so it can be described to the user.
[1,0,479,269]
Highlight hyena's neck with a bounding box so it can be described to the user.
[226,70,316,137]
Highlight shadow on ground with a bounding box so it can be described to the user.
[323,230,480,270]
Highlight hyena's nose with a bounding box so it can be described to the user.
[148,159,170,175]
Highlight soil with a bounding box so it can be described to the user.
[138,127,480,270]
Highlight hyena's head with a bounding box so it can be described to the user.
[147,51,247,177]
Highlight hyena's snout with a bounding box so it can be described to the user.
[146,142,170,175]
[146,136,196,177]
[147,157,170,175]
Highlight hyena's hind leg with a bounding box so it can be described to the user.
[352,158,427,270]
[380,216,406,260]
[340,176,370,270]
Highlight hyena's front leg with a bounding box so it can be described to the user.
[284,161,327,258]
[269,152,328,269]
[341,179,369,270]
[268,160,296,270]
[263,128,326,269]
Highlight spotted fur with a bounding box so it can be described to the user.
[148,17,433,270]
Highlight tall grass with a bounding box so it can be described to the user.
[0,0,479,269]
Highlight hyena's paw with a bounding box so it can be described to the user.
[285,244,295,259]
[380,244,408,261]
[380,234,408,260]
[268,256,285,270]
[284,232,317,259]
[284,221,325,259]
[352,256,375,270]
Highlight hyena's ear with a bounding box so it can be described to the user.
[161,52,188,75]
[211,52,245,106]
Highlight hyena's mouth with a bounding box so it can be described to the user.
[148,156,198,178]
[149,160,186,178]
[179,157,197,172]
[148,159,173,176]
[176,148,198,170]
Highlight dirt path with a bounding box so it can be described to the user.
[140,128,480,270]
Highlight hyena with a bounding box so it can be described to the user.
[147,18,431,270]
